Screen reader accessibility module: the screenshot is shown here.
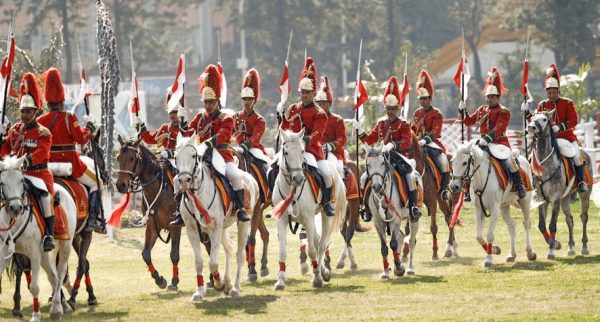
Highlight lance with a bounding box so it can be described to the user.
[275,29,293,153]
[522,29,530,158]
[354,39,363,213]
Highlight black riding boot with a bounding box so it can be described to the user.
[408,190,422,222]
[321,186,335,217]
[85,190,106,234]
[463,181,471,202]
[234,190,251,222]
[440,172,450,201]
[574,164,588,192]
[169,192,185,227]
[511,171,527,199]
[359,203,372,222]
[43,216,56,252]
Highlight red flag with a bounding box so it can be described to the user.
[520,59,533,102]
[217,61,227,107]
[168,53,185,110]
[130,77,140,113]
[453,53,471,101]
[279,61,290,103]
[354,78,368,110]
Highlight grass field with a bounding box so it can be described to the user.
[1,201,600,321]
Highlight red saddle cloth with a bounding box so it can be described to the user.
[31,194,69,240]
[364,168,414,207]
[559,156,593,186]
[489,158,533,192]
[345,170,359,201]
[214,175,252,214]
[248,162,270,204]
[55,177,88,221]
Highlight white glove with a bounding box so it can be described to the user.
[198,142,211,155]
[233,146,244,154]
[276,102,285,114]
[177,106,187,119]
[159,150,170,159]
[132,116,143,125]
[323,143,335,153]
[552,125,560,133]
[83,114,95,124]
[477,138,488,146]
[520,102,529,112]
[458,101,466,111]
[0,121,9,136]
[418,139,426,146]
[382,142,395,153]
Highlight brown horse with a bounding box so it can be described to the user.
[115,136,185,290]
[233,150,270,282]
[407,133,460,260]
[334,160,362,270]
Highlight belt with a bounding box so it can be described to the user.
[25,163,48,172]
[216,144,231,150]
[50,145,76,152]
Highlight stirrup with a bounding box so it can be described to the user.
[43,235,55,252]
[440,189,450,201]
[577,182,588,193]
[169,213,185,227]
[323,203,335,217]
[410,206,422,222]
[359,206,372,222]
[237,209,251,222]
[517,185,527,199]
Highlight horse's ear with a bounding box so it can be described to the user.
[133,137,142,147]
[15,156,27,169]
[297,128,305,140]
[547,108,556,119]
[451,140,459,153]
[280,130,289,142]
[117,135,125,146]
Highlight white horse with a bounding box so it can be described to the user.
[0,156,76,321]
[175,135,257,302]
[364,145,419,278]
[449,141,537,267]
[269,129,346,290]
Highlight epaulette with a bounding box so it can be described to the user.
[38,126,51,137]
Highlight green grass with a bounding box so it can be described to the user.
[1,202,600,321]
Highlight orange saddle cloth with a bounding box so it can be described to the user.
[489,158,533,192]
[55,177,88,221]
[31,194,69,240]
[345,170,359,201]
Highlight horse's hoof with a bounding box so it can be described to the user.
[582,247,590,255]
[432,255,439,261]
[88,296,98,306]
[157,276,167,289]
[248,273,258,282]
[191,293,204,303]
[260,268,269,277]
[167,284,178,291]
[567,249,576,256]
[493,246,501,255]
[229,289,240,297]
[49,311,62,321]
[527,251,537,261]
[67,298,76,311]
[322,268,331,282]
[12,308,23,318]
[394,266,405,277]
[483,261,493,268]
[444,250,453,258]
[336,261,345,269]
[213,281,225,292]
[505,256,516,263]
[380,272,390,280]
[312,278,323,288]
[407,269,415,276]
[274,281,285,291]
[30,311,41,322]
[350,262,358,271]
[300,263,309,275]
[554,241,562,250]
[547,253,556,260]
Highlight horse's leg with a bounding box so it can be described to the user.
[26,255,42,322]
[345,199,359,270]
[231,221,250,297]
[298,225,309,275]
[39,251,63,320]
[68,236,83,309]
[220,227,234,295]
[560,197,576,256]
[483,207,501,268]
[439,195,458,257]
[209,223,225,291]
[407,218,420,275]
[257,205,270,277]
[538,202,552,248]
[167,227,182,291]
[302,217,322,288]
[246,203,259,281]
[274,214,288,291]
[428,201,439,261]
[12,256,24,318]
[336,208,349,269]
[374,222,390,279]
[401,221,410,263]
[500,205,517,262]
[142,222,166,289]
[319,214,334,283]
[185,221,206,302]
[391,223,405,277]
[55,240,73,313]
[547,200,562,259]
[474,207,489,266]
[579,190,591,255]
[519,197,537,261]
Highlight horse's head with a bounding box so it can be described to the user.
[175,134,200,191]
[365,144,388,194]
[449,140,476,193]
[527,109,554,137]
[115,135,142,193]
[280,129,305,186]
[0,156,28,218]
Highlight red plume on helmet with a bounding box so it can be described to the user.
[41,67,65,104]
[198,64,222,100]
[318,76,333,103]
[416,69,434,98]
[383,76,401,105]
[19,72,43,109]
[482,67,508,96]
[299,56,317,90]
[242,68,260,102]
[545,64,560,88]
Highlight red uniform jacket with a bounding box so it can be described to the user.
[322,112,347,163]
[233,110,266,154]
[38,110,92,178]
[140,123,185,152]
[0,122,55,194]
[281,101,327,160]
[360,117,412,155]
[463,104,511,147]
[413,106,446,152]
[536,98,578,142]
[187,110,235,162]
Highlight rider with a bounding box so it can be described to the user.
[233,68,268,161]
[412,69,451,201]
[136,87,189,226]
[524,64,587,192]
[459,66,526,199]
[184,64,251,223]
[355,76,422,222]
[0,73,56,251]
[278,57,335,217]
[37,68,106,234]
[315,76,346,178]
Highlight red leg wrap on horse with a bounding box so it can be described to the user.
[197,275,204,287]
[73,278,81,290]
[481,244,488,252]
[486,243,493,255]
[393,251,400,261]
[279,261,286,272]
[549,232,556,239]
[173,265,179,278]
[383,258,390,270]
[33,298,40,312]
[85,276,92,287]
[147,263,156,274]
[542,231,550,240]
[433,237,438,248]
[248,244,256,264]
[212,273,221,281]
[300,244,306,253]
[311,260,318,269]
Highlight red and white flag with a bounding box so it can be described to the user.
[0,23,16,118]
[168,53,185,110]
[128,43,140,126]
[70,61,87,111]
[353,40,368,120]
[279,60,290,104]
[453,45,471,102]
[400,72,410,120]
[520,59,534,103]
[217,60,227,107]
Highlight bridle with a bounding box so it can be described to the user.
[451,152,479,184]
[530,115,556,166]
[0,171,29,218]
[177,144,203,192]
[279,141,305,186]
[366,151,391,194]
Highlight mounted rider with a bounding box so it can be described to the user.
[356,76,422,222]
[315,76,347,178]
[460,66,526,199]
[524,64,587,193]
[184,64,251,223]
[37,68,106,234]
[412,69,451,201]
[279,57,335,217]
[0,73,56,250]
[233,68,268,161]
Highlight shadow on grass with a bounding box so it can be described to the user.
[555,254,600,265]
[197,294,279,316]
[388,274,446,285]
[113,236,144,250]
[335,268,386,278]
[485,260,556,272]
[244,276,305,289]
[0,306,129,321]
[419,256,479,267]
[291,283,366,294]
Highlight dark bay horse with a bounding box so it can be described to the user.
[335,159,361,270]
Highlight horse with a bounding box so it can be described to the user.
[334,159,361,270]
[407,133,460,260]
[175,134,258,301]
[232,149,270,282]
[0,156,77,321]
[527,111,593,258]
[115,136,183,291]
[269,129,347,290]
[449,141,537,267]
[363,145,419,278]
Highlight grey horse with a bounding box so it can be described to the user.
[527,111,593,258]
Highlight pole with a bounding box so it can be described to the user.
[275,29,293,153]
[523,29,530,158]
[355,39,363,212]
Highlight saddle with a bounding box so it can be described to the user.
[54,177,88,221]
[421,147,444,189]
[24,178,69,240]
[240,149,270,204]
[267,158,326,204]
[344,166,359,201]
[363,166,410,208]
[201,154,252,215]
[483,149,533,192]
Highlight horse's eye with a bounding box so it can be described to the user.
[462,162,467,166]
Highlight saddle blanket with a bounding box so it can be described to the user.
[32,194,69,240]
[55,177,88,221]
